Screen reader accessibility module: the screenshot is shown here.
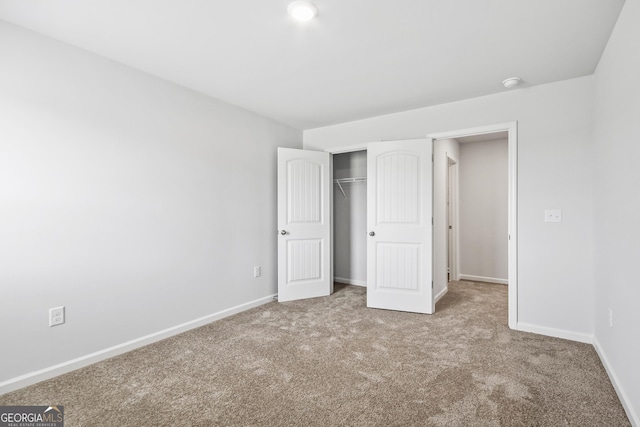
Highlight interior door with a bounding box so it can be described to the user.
[277,147,332,302]
[366,139,434,314]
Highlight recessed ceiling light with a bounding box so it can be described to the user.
[288,1,318,22]
[502,77,521,89]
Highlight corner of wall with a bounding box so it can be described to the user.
[593,337,640,427]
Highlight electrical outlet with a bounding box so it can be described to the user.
[544,209,562,223]
[49,306,65,327]
[253,266,261,278]
[608,308,613,328]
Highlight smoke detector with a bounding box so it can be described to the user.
[502,77,521,89]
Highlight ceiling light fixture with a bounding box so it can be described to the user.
[502,77,521,89]
[288,1,318,22]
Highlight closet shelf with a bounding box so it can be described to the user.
[333,177,367,198]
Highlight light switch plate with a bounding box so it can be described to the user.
[545,209,562,223]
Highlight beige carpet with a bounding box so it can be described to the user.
[0,281,630,426]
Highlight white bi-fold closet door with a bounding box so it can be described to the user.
[277,139,433,314]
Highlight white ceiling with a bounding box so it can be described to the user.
[0,1,625,130]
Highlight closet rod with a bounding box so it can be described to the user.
[333,177,367,184]
[333,177,366,199]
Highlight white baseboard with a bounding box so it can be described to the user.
[458,274,508,285]
[516,322,593,344]
[334,277,366,287]
[0,294,277,396]
[593,337,639,427]
[435,286,448,303]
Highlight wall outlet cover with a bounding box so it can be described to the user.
[545,209,562,223]
[49,306,65,327]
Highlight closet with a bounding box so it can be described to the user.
[279,139,441,314]
[332,151,367,287]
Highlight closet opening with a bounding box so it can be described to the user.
[332,150,367,288]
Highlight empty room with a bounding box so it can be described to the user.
[1,1,638,426]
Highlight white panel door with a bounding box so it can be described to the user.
[367,139,434,314]
[277,148,332,302]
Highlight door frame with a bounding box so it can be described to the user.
[323,120,517,329]
[447,156,459,282]
[429,122,518,329]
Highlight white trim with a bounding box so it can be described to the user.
[459,274,508,285]
[330,154,334,295]
[593,337,639,427]
[507,123,518,330]
[516,322,592,344]
[428,122,515,141]
[0,294,276,396]
[448,159,460,283]
[428,121,518,329]
[426,137,436,314]
[325,143,368,154]
[435,286,448,303]
[334,277,367,287]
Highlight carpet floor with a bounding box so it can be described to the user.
[0,281,630,426]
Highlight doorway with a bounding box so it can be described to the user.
[277,140,435,314]
[331,140,434,314]
[429,122,517,328]
[332,150,367,288]
[457,132,508,284]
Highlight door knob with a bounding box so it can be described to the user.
[369,231,375,236]
[280,230,287,235]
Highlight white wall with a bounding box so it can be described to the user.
[333,151,367,286]
[593,0,640,423]
[0,21,301,388]
[304,75,596,341]
[433,139,459,299]
[459,139,508,282]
